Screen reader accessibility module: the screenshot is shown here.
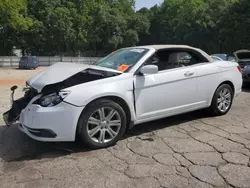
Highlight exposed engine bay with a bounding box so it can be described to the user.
[41,68,120,93]
[3,68,121,126]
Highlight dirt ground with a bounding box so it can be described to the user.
[0,68,250,188]
[0,68,46,114]
[0,67,46,86]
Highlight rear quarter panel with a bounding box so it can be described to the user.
[215,61,242,94]
[195,62,221,104]
[208,61,242,103]
[196,61,242,106]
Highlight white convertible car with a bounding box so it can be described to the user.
[3,45,242,148]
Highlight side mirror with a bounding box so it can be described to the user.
[139,65,158,75]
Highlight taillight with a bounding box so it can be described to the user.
[237,66,242,73]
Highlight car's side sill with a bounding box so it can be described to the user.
[134,102,208,125]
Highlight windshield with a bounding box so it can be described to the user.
[228,56,236,62]
[211,56,222,61]
[95,48,148,72]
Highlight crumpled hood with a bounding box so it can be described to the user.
[27,62,122,92]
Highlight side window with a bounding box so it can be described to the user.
[167,51,203,68]
[178,52,199,66]
[145,49,205,72]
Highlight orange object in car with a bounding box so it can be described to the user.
[117,64,129,72]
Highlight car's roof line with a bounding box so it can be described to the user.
[124,44,198,50]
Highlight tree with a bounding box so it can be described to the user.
[138,0,242,54]
[0,0,33,55]
[85,0,149,55]
[1,0,248,56]
[218,0,250,53]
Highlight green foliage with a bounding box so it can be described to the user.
[0,0,249,55]
[0,0,33,55]
[138,0,245,54]
[0,0,33,30]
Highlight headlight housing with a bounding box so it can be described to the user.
[36,91,70,107]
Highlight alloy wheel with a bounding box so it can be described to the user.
[87,107,122,144]
[217,88,232,113]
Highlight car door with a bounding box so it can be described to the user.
[133,65,201,124]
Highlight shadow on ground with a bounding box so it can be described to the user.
[242,85,250,92]
[0,124,85,162]
[0,110,207,162]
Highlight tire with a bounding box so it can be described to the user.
[77,99,127,149]
[208,84,233,116]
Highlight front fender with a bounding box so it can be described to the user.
[63,75,136,121]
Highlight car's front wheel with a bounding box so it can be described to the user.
[209,84,233,116]
[77,99,127,149]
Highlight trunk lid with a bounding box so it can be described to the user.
[234,50,250,68]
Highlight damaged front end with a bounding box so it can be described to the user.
[3,85,38,126]
[3,67,121,127]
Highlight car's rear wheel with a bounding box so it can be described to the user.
[209,84,233,116]
[77,99,127,149]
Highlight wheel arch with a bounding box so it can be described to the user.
[208,80,235,116]
[75,95,134,139]
[87,96,132,125]
[209,80,235,107]
[217,80,235,96]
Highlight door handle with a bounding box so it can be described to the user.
[184,71,194,76]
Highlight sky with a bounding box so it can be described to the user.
[135,0,163,10]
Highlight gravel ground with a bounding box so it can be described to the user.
[0,68,250,188]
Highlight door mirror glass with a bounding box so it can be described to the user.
[139,65,158,75]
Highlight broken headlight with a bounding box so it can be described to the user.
[37,91,70,107]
